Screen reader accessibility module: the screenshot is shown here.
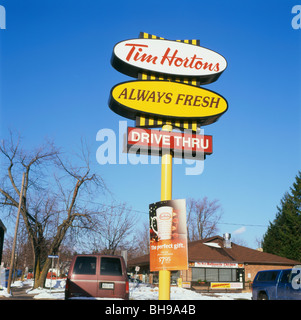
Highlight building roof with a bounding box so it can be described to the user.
[188,236,299,265]
[128,236,300,268]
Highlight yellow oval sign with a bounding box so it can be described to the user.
[109,80,228,125]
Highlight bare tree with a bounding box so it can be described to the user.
[0,133,59,287]
[36,141,107,288]
[187,197,223,241]
[132,221,150,257]
[2,225,34,274]
[231,236,248,247]
[90,202,137,255]
[0,132,106,288]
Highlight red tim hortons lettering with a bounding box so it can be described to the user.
[124,43,158,64]
[160,47,219,72]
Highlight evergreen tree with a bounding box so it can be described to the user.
[262,171,301,261]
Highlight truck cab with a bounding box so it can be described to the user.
[252,268,301,300]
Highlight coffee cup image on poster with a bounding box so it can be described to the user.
[150,206,173,240]
[149,199,188,271]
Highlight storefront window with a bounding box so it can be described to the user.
[153,272,159,284]
[205,268,218,282]
[191,267,242,282]
[192,268,205,281]
[152,271,180,285]
[219,268,232,281]
[171,271,180,285]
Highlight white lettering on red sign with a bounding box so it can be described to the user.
[127,127,212,154]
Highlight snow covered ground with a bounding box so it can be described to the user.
[130,283,251,300]
[0,278,66,299]
[0,279,252,300]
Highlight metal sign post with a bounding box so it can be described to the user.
[135,266,140,283]
[48,255,59,293]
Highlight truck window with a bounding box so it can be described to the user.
[100,257,122,276]
[280,270,291,284]
[256,271,279,282]
[73,256,97,275]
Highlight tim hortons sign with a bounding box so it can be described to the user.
[109,80,228,126]
[111,38,227,84]
[126,127,213,160]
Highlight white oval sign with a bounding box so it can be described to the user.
[111,38,227,84]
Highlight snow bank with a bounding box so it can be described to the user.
[0,287,11,297]
[130,283,251,300]
[27,279,66,299]
[31,289,65,300]
[0,279,252,300]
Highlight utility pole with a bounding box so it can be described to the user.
[7,172,25,294]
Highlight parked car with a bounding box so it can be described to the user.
[252,268,301,300]
[65,254,129,300]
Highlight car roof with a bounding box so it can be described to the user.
[257,269,292,273]
[72,254,123,258]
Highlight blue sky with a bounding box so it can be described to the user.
[0,0,300,248]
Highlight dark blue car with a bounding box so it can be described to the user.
[252,268,301,300]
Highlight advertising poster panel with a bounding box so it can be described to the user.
[149,199,188,271]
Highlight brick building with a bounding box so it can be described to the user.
[128,235,300,290]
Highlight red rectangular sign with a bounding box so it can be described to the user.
[126,127,212,160]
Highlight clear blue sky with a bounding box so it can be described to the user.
[0,0,300,248]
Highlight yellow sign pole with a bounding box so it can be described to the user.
[159,124,173,300]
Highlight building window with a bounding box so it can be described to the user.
[232,269,237,281]
[191,267,241,282]
[206,268,218,282]
[192,268,205,281]
[152,271,180,285]
[219,269,232,282]
[171,271,180,285]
